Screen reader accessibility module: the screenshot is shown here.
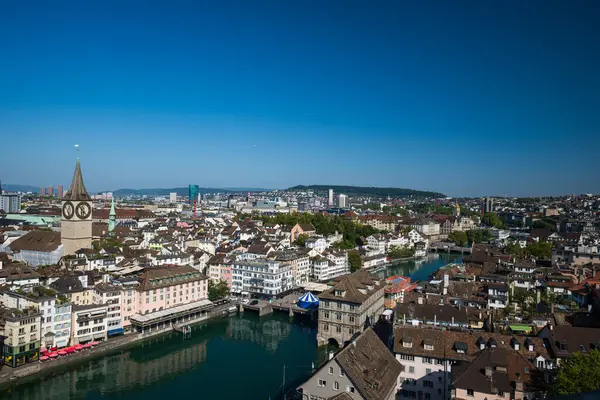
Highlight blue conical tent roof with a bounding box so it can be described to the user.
[297,292,319,309]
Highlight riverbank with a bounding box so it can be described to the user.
[0,303,235,385]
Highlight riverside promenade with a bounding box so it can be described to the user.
[0,301,236,384]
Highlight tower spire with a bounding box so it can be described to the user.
[108,197,116,234]
[64,158,91,201]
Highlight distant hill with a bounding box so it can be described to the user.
[112,187,268,197]
[287,185,445,198]
[1,184,40,193]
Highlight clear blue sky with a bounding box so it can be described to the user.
[1,0,599,197]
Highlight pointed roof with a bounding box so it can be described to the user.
[63,159,91,201]
[109,197,116,216]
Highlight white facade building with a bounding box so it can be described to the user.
[169,192,177,203]
[231,260,293,296]
[71,304,109,344]
[0,290,72,348]
[338,194,348,208]
[328,189,334,206]
[93,283,124,337]
[306,237,328,253]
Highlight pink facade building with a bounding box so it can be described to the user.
[135,266,208,315]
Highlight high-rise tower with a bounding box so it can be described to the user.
[61,158,93,255]
[108,197,116,235]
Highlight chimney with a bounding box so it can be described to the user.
[0,261,2,270]
[443,274,449,295]
[418,295,424,305]
[328,351,334,360]
[485,366,493,377]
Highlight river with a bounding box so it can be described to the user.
[2,253,461,400]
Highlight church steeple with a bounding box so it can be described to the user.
[61,157,93,255]
[108,197,116,234]
[63,159,91,201]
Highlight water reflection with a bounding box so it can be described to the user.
[3,314,311,400]
[4,333,209,400]
[225,315,292,353]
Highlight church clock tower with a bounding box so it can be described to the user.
[61,158,93,255]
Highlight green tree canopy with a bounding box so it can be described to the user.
[208,279,230,302]
[466,229,491,244]
[388,246,415,259]
[533,219,555,230]
[481,212,505,228]
[551,350,600,396]
[448,231,468,247]
[295,234,309,246]
[525,241,552,259]
[347,250,363,272]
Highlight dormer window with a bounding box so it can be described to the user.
[335,290,345,297]
[424,339,434,351]
[455,342,467,354]
[558,341,568,351]
[476,337,486,350]
[512,339,520,351]
[525,338,534,352]
[488,338,497,348]
[403,337,413,348]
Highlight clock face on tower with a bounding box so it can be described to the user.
[75,202,92,219]
[63,201,74,219]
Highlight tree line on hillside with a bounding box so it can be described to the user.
[288,185,445,198]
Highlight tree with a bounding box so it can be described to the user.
[348,251,363,272]
[533,219,555,230]
[551,349,600,396]
[448,231,468,247]
[466,229,491,244]
[388,246,415,259]
[525,241,552,259]
[295,234,309,246]
[208,279,230,301]
[481,212,505,228]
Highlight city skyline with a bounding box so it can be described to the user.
[1,1,599,197]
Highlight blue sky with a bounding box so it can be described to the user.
[1,0,599,197]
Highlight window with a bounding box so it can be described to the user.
[19,346,26,353]
[423,357,433,364]
[328,367,333,375]
[336,326,341,333]
[423,380,433,388]
[426,368,431,375]
[349,316,355,323]
[467,389,474,397]
[334,381,339,390]
[318,379,326,387]
[400,354,415,361]
[408,366,415,373]
[323,324,329,332]
[336,313,341,321]
[340,369,344,377]
[425,394,431,400]
[337,302,341,309]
